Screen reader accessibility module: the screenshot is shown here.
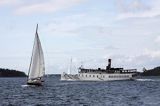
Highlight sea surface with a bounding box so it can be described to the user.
[1,75,160,106]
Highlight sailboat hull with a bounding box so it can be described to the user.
[27,80,42,86]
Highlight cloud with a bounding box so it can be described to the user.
[131,49,160,70]
[117,0,160,19]
[155,36,160,43]
[117,0,150,13]
[101,47,160,71]
[144,49,160,58]
[104,45,119,50]
[14,0,85,15]
[41,12,113,37]
[0,0,19,6]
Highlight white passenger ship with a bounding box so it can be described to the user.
[61,59,137,81]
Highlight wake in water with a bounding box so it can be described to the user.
[21,84,44,88]
[21,85,29,88]
[135,79,159,81]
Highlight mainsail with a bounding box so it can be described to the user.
[68,58,72,74]
[28,24,45,80]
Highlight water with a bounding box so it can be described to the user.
[1,76,160,106]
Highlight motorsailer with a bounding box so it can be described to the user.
[61,59,137,81]
[27,24,45,86]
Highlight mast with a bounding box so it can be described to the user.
[36,24,41,78]
[70,58,72,74]
[27,24,38,80]
[68,58,72,74]
[36,24,45,78]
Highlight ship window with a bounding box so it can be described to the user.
[86,75,87,77]
[109,76,114,78]
[93,75,95,77]
[97,75,98,78]
[103,76,105,78]
[89,75,91,77]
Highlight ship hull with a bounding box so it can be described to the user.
[61,73,136,81]
[61,72,80,81]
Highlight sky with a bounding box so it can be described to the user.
[0,0,160,74]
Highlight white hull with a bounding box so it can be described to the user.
[61,72,80,81]
[27,79,42,86]
[61,72,135,81]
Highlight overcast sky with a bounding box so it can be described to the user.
[1,0,160,74]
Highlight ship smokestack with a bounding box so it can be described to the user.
[106,59,111,69]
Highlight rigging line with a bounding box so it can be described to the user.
[27,27,37,81]
[64,74,73,80]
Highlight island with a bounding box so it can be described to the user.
[141,67,160,76]
[0,68,27,77]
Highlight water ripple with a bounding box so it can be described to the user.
[0,76,160,106]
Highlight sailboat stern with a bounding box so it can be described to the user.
[27,78,42,86]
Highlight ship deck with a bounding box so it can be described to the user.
[79,68,137,74]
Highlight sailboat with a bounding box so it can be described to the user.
[61,58,80,81]
[27,24,45,86]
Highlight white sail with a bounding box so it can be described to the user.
[68,58,72,74]
[28,25,45,80]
